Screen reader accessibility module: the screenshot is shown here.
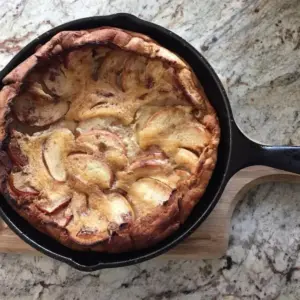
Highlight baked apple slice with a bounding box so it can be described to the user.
[68,221,109,245]
[138,107,192,149]
[67,192,134,245]
[77,117,140,156]
[76,130,128,169]
[149,169,191,189]
[134,106,162,132]
[78,101,136,125]
[66,154,113,190]
[174,169,191,181]
[128,157,169,172]
[76,130,126,154]
[133,149,166,161]
[144,106,192,129]
[116,158,172,191]
[91,47,112,81]
[171,124,211,154]
[67,192,88,217]
[51,207,73,227]
[27,82,53,101]
[121,55,148,92]
[98,50,131,90]
[128,178,173,218]
[77,117,121,132]
[42,66,74,97]
[66,192,110,245]
[43,48,95,97]
[35,190,72,214]
[8,133,28,167]
[139,107,211,155]
[104,149,128,170]
[141,60,165,88]
[78,118,140,158]
[43,129,75,182]
[8,172,39,197]
[106,193,134,228]
[68,222,109,245]
[174,148,199,173]
[49,120,78,133]
[51,191,87,228]
[13,92,69,127]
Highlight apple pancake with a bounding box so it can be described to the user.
[0,27,220,252]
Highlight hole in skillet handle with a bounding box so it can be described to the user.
[0,14,234,271]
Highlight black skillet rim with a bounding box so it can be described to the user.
[0,14,234,271]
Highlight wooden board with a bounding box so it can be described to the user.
[0,166,300,258]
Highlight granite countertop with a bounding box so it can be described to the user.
[0,0,299,299]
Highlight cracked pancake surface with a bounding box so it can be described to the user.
[0,27,220,252]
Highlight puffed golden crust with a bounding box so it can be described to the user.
[0,27,220,252]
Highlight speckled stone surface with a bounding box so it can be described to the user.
[0,0,299,299]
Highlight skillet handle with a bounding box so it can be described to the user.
[229,122,300,176]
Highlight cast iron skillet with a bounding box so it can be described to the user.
[0,14,299,271]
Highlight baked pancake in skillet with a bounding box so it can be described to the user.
[0,27,220,252]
